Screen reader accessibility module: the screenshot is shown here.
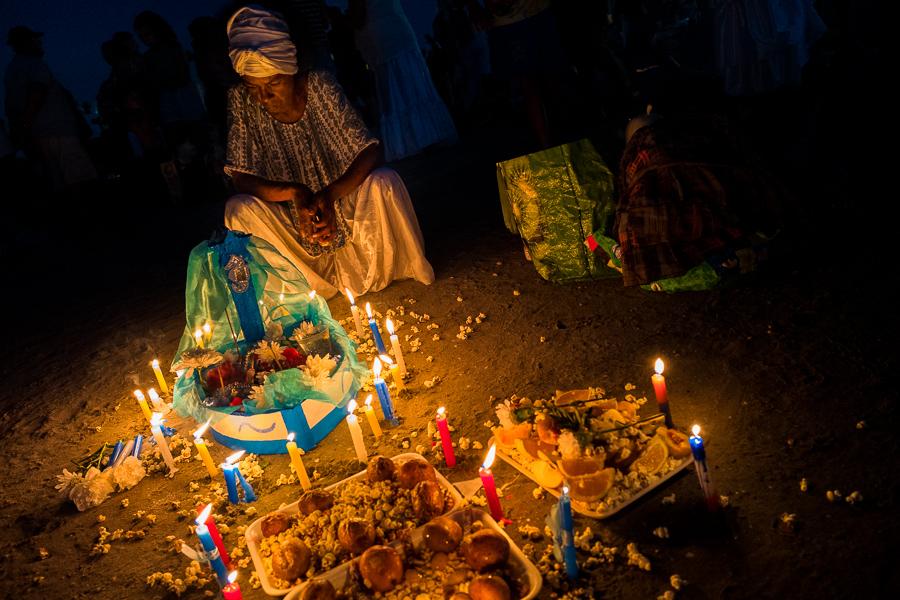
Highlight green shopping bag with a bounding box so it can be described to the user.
[497,138,621,283]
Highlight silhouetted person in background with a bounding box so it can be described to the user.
[344,0,458,161]
[189,16,241,145]
[5,26,98,209]
[466,0,568,150]
[133,12,209,175]
[326,4,378,127]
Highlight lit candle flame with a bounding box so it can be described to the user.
[134,390,145,401]
[152,359,161,368]
[655,358,665,375]
[193,417,212,440]
[365,302,373,319]
[692,424,700,436]
[483,445,497,470]
[226,450,246,465]
[437,406,446,417]
[150,412,163,427]
[562,486,569,495]
[227,571,238,585]
[203,323,211,335]
[348,399,357,414]
[373,357,382,378]
[194,329,203,342]
[379,354,393,365]
[346,288,355,306]
[280,293,284,302]
[386,318,394,336]
[196,503,212,525]
[365,394,373,408]
[287,433,295,443]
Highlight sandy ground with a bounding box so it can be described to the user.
[1,31,897,600]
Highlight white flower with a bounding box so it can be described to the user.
[292,321,320,341]
[173,348,224,378]
[248,385,267,403]
[69,468,115,511]
[55,469,83,497]
[301,354,337,388]
[110,456,146,491]
[254,340,286,360]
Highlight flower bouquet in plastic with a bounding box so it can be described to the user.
[169,230,369,453]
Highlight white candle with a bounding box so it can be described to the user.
[385,318,406,377]
[346,400,367,463]
[150,412,178,475]
[148,388,164,412]
[151,359,170,394]
[346,288,366,339]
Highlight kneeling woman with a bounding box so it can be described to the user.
[223,6,435,299]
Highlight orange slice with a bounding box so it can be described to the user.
[493,423,532,449]
[514,437,558,460]
[589,399,619,415]
[557,455,607,479]
[567,468,616,503]
[530,461,563,489]
[658,427,692,459]
[629,436,669,475]
[554,389,590,405]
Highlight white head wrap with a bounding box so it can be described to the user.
[227,5,298,77]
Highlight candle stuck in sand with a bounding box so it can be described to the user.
[436,407,456,467]
[479,445,503,521]
[151,359,169,394]
[286,433,311,490]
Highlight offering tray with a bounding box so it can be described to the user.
[489,436,694,518]
[247,453,463,596]
[283,508,542,600]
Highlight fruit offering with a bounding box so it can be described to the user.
[491,388,693,515]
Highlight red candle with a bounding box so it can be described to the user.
[651,358,674,429]
[436,407,456,467]
[479,445,503,521]
[222,571,243,599]
[195,505,230,568]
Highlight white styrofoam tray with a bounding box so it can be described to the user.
[283,507,542,600]
[247,453,463,596]
[489,437,694,518]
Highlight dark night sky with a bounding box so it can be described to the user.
[2,0,437,117]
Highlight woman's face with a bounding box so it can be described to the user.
[241,73,298,120]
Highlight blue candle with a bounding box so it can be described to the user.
[105,441,124,470]
[558,486,579,579]
[689,425,719,513]
[221,460,240,504]
[132,435,144,458]
[196,505,230,587]
[233,466,258,502]
[365,302,388,354]
[373,358,398,426]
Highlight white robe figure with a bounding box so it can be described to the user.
[224,70,434,299]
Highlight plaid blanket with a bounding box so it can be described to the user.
[612,114,788,286]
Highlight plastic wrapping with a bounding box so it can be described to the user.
[497,138,621,283]
[170,230,369,452]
